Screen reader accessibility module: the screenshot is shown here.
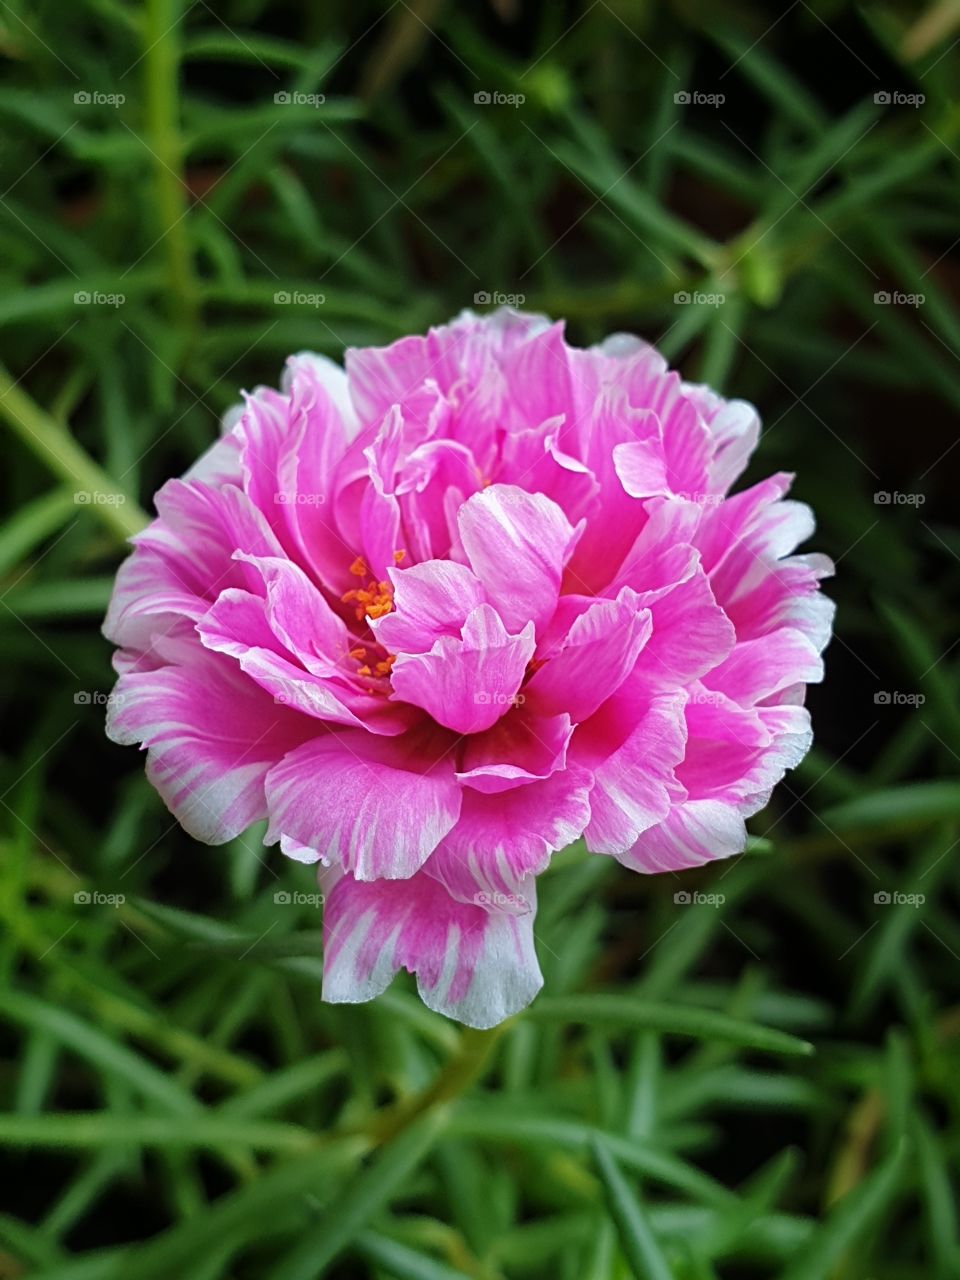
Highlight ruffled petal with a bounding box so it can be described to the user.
[372,559,487,655]
[425,765,592,905]
[525,587,652,723]
[623,800,747,873]
[577,686,687,855]
[390,604,535,734]
[322,869,543,1028]
[264,728,462,880]
[106,647,310,844]
[458,484,582,635]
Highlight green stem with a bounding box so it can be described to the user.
[0,364,148,542]
[144,0,198,331]
[366,1022,508,1145]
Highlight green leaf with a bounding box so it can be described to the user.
[271,1110,447,1279]
[591,1135,673,1280]
[526,995,815,1057]
[780,1147,906,1280]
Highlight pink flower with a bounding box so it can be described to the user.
[104,310,833,1027]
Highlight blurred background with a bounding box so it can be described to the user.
[1,1,959,1276]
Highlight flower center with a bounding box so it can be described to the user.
[341,552,405,684]
[341,553,403,622]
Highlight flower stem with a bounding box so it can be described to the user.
[144,0,198,333]
[366,1022,509,1145]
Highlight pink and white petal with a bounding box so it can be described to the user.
[273,366,355,590]
[676,689,772,801]
[457,709,574,793]
[693,474,793,575]
[197,592,405,733]
[390,605,535,735]
[264,728,462,880]
[622,799,747,873]
[373,559,487,655]
[321,870,543,1028]
[612,437,672,499]
[497,320,573,430]
[425,764,592,906]
[106,649,310,844]
[499,416,599,524]
[638,566,737,687]
[724,552,835,651]
[183,424,243,487]
[235,554,353,675]
[280,833,322,864]
[394,439,483,563]
[104,478,276,652]
[458,484,582,635]
[525,588,652,724]
[562,395,659,594]
[282,350,360,440]
[703,627,824,706]
[577,688,688,855]
[691,392,761,494]
[608,496,702,599]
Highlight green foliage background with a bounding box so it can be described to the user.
[0,1,958,1276]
